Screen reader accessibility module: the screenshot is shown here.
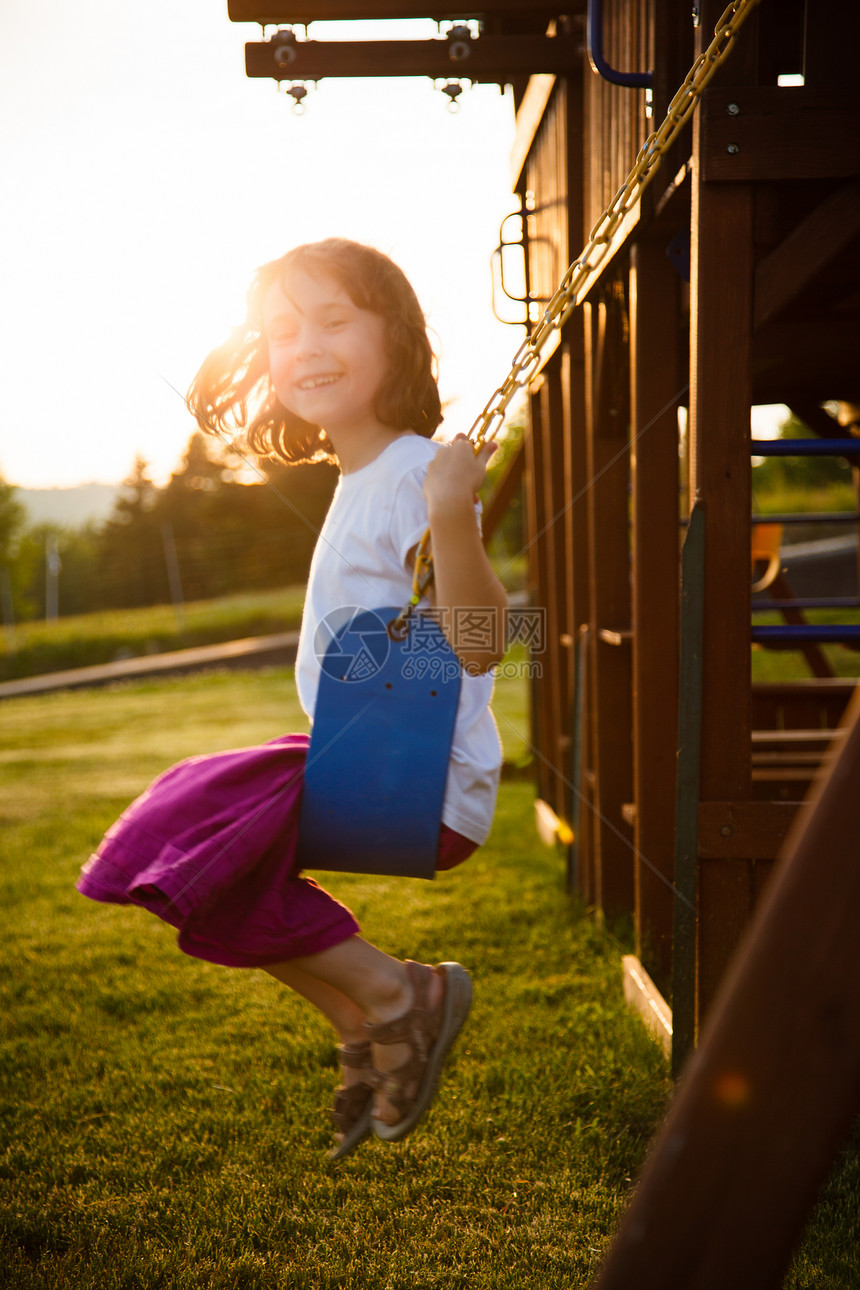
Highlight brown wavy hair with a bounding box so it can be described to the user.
[186,238,442,466]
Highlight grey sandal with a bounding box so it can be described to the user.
[366,961,473,1144]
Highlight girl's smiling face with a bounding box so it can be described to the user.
[263,270,390,440]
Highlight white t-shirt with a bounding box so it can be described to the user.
[296,432,502,845]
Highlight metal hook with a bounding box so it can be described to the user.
[286,83,308,115]
[387,610,412,642]
[441,82,463,113]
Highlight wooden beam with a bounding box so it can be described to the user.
[803,0,860,88]
[700,88,860,184]
[592,686,860,1290]
[697,800,805,861]
[229,0,564,19]
[244,33,579,80]
[750,730,845,748]
[534,797,574,847]
[789,399,857,444]
[753,316,860,403]
[754,181,860,329]
[511,74,556,189]
[622,955,672,1060]
[751,678,855,733]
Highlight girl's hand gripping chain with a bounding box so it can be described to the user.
[421,435,508,676]
[423,434,497,514]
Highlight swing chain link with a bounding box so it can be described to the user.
[395,0,761,632]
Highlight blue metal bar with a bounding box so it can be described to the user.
[587,0,652,89]
[751,512,860,525]
[753,598,860,612]
[752,624,860,644]
[753,439,860,456]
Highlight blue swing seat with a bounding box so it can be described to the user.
[297,606,462,880]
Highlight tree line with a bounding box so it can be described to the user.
[0,434,338,623]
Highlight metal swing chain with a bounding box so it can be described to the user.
[390,0,762,640]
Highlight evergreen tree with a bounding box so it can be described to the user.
[98,457,166,607]
[0,474,24,560]
[0,472,27,625]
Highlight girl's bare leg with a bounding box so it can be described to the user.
[264,961,366,1046]
[264,960,373,1149]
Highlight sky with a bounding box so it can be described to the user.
[0,2,786,491]
[0,3,524,488]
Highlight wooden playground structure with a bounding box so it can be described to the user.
[228,1,860,1282]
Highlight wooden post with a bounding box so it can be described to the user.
[523,390,553,806]
[540,361,573,811]
[672,504,706,1074]
[689,1,756,1015]
[562,56,588,885]
[584,289,634,919]
[592,686,860,1290]
[629,238,682,988]
[562,328,592,893]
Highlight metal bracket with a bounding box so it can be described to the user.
[490,197,553,327]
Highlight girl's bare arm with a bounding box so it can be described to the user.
[419,436,509,675]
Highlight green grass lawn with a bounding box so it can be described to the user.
[2,671,859,1287]
[1,670,669,1288]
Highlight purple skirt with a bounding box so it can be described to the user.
[76,734,361,967]
[77,734,478,969]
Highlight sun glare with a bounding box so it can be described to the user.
[1,4,518,491]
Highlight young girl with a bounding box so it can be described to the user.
[77,238,507,1160]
